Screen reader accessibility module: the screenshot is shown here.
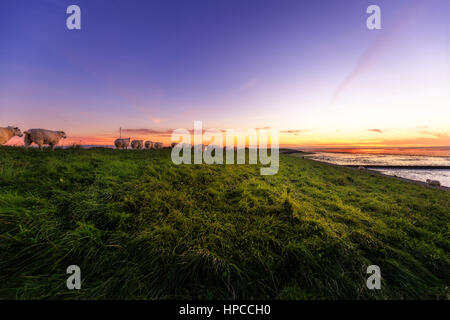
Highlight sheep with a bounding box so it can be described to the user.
[153,142,163,149]
[144,140,154,149]
[114,138,131,149]
[24,129,66,150]
[0,126,23,145]
[131,140,144,149]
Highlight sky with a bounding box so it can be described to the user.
[1,0,449,147]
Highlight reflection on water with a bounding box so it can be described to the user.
[307,147,450,157]
[372,169,450,187]
[303,148,450,187]
[304,152,450,167]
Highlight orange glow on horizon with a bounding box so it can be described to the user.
[5,127,449,149]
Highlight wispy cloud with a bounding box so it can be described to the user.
[331,4,419,104]
[122,128,174,136]
[368,129,383,133]
[151,117,165,124]
[123,127,307,136]
[417,130,448,138]
[280,129,308,136]
[239,78,259,91]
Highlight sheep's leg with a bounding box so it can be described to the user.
[24,135,32,149]
[50,144,55,151]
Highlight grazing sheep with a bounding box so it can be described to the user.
[0,126,23,145]
[24,129,66,150]
[114,138,130,149]
[131,140,144,149]
[358,166,365,170]
[153,142,163,149]
[145,140,153,149]
[426,179,441,187]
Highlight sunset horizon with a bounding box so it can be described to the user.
[6,126,450,149]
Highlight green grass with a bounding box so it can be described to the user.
[0,146,448,299]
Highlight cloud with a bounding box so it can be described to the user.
[122,127,307,137]
[122,128,225,137]
[331,3,419,104]
[122,128,174,137]
[280,129,308,136]
[151,117,164,124]
[240,78,259,90]
[417,130,448,138]
[376,136,450,146]
[368,129,383,133]
[242,127,308,135]
[281,129,307,133]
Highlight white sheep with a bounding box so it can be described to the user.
[24,129,67,150]
[114,138,131,149]
[145,141,154,149]
[0,126,23,145]
[131,140,144,149]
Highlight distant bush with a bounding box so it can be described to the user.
[67,143,82,149]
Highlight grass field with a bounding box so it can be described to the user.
[0,146,448,299]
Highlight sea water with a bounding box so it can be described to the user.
[302,147,450,187]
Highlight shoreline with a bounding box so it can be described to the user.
[296,147,450,158]
[354,167,450,191]
[291,153,450,191]
[344,165,450,169]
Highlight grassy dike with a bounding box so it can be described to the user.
[0,146,448,299]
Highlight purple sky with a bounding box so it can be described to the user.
[1,0,449,146]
